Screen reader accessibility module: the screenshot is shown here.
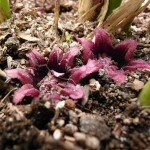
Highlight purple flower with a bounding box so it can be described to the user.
[77,28,150,83]
[6,49,48,86]
[48,46,80,73]
[5,47,84,104]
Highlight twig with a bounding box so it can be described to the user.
[0,69,7,80]
[53,0,60,35]
[51,109,60,125]
[1,88,18,102]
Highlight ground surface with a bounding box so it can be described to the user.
[0,0,150,150]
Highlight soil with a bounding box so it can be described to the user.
[0,0,150,150]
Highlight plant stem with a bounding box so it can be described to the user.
[53,0,60,35]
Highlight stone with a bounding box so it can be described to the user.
[79,114,111,140]
[69,110,78,124]
[53,129,63,140]
[74,132,86,142]
[85,136,100,150]
[132,79,144,91]
[64,124,78,135]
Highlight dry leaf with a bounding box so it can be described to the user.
[147,21,150,38]
[18,32,40,42]
[101,0,150,32]
[97,0,109,26]
[78,0,103,22]
[79,3,101,23]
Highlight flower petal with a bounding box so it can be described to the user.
[94,28,113,55]
[5,68,33,84]
[13,84,39,104]
[59,83,84,99]
[26,49,47,68]
[26,50,48,82]
[98,55,126,83]
[123,59,150,71]
[76,37,95,63]
[51,70,65,77]
[50,93,61,102]
[39,76,59,91]
[48,47,63,72]
[107,68,126,83]
[114,40,137,63]
[61,46,80,71]
[69,59,101,84]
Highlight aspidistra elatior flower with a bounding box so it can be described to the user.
[5,47,84,104]
[76,28,150,83]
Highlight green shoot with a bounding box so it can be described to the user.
[0,0,11,23]
[138,80,150,106]
[65,31,71,42]
[105,0,122,19]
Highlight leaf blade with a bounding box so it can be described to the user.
[138,80,150,106]
[0,0,11,19]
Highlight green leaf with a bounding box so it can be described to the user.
[122,22,132,32]
[0,0,11,19]
[0,7,6,23]
[138,80,150,106]
[105,0,122,20]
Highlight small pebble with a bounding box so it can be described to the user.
[64,124,78,135]
[89,78,101,91]
[56,101,65,110]
[85,136,100,150]
[115,114,122,120]
[70,42,78,47]
[123,118,132,125]
[64,135,75,142]
[20,59,26,65]
[57,119,65,127]
[8,117,14,123]
[69,110,78,124]
[65,99,76,110]
[53,129,63,140]
[80,114,111,140]
[133,117,139,125]
[37,27,43,31]
[132,79,144,91]
[44,101,51,109]
[74,132,86,142]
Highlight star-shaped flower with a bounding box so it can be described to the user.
[76,28,150,83]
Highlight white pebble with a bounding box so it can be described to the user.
[44,101,51,109]
[55,101,65,110]
[53,129,62,140]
